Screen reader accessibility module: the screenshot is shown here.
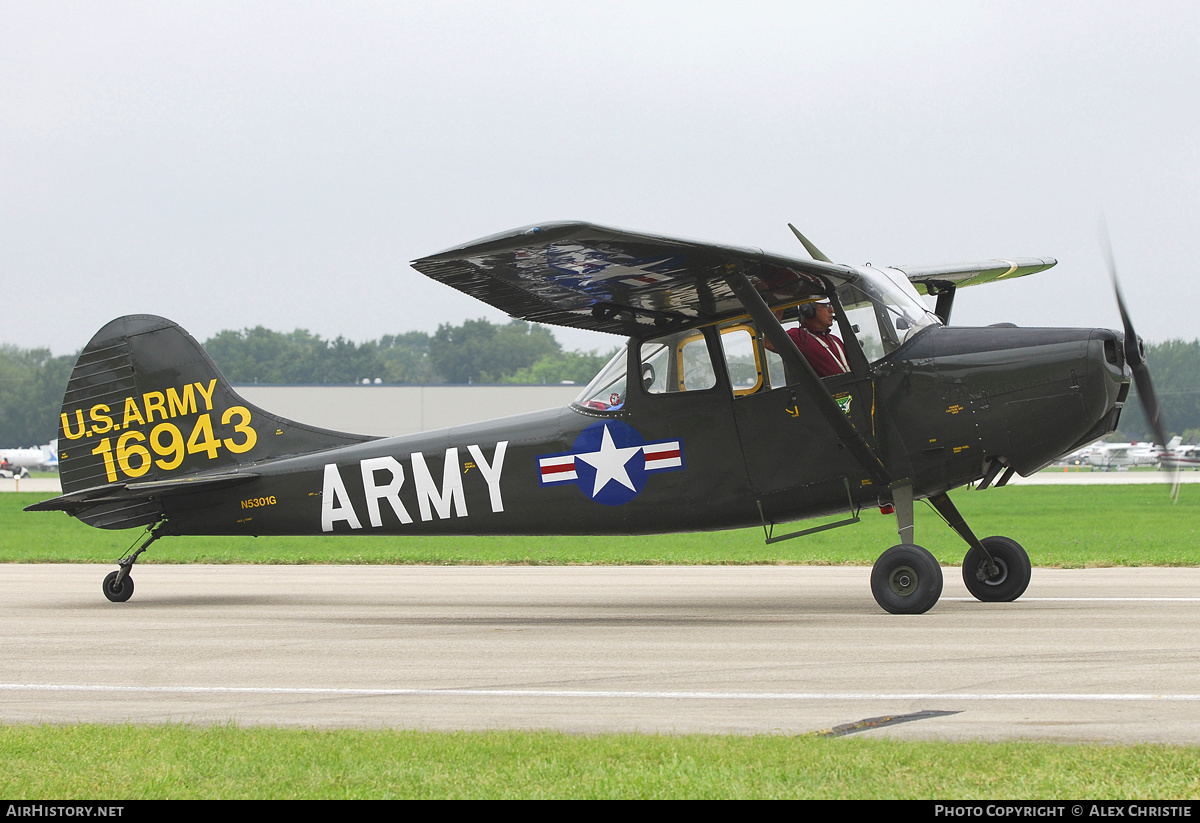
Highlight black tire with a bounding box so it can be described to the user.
[870,544,943,615]
[962,536,1031,602]
[102,570,134,603]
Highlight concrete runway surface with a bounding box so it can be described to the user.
[3,564,1199,743]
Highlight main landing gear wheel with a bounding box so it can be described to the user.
[962,536,1031,602]
[102,570,134,603]
[870,544,943,615]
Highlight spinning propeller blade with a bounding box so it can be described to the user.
[1100,220,1178,499]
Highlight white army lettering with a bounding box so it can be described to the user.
[321,442,508,532]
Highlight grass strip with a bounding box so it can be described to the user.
[3,485,1197,567]
[2,725,1199,799]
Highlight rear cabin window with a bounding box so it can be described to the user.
[574,320,796,410]
[573,330,720,411]
[573,348,629,411]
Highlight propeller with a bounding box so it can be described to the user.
[1099,219,1179,499]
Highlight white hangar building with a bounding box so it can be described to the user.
[234,384,581,438]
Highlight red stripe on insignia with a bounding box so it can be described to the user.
[643,441,682,471]
[643,444,680,459]
[540,458,576,476]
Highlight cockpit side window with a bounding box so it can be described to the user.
[572,328,721,412]
[641,330,718,395]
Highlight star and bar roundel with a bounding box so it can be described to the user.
[536,421,685,506]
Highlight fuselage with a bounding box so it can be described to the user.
[158,322,1130,539]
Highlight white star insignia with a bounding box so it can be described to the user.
[574,424,642,497]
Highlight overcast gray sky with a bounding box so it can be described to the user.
[3,1,1197,355]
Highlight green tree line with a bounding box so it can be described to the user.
[2,331,1196,447]
[202,319,616,386]
[1,319,617,445]
[0,345,76,449]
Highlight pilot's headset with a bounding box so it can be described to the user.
[799,299,826,320]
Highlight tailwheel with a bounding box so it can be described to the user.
[870,543,943,614]
[962,535,1031,602]
[102,570,134,603]
[101,521,164,603]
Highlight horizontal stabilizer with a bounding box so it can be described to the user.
[26,471,261,513]
[25,470,262,529]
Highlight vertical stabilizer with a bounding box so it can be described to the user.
[48,315,374,527]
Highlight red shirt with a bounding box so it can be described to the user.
[786,327,850,378]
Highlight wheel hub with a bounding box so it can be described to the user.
[976,557,1009,586]
[889,565,919,596]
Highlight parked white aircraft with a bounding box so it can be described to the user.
[1159,437,1200,471]
[1084,440,1160,470]
[0,440,58,477]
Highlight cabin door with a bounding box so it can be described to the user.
[719,325,878,521]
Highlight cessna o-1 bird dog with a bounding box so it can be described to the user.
[28,222,1167,614]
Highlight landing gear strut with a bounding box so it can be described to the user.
[102,522,165,603]
[962,535,1031,602]
[870,483,943,614]
[869,487,1031,613]
[925,492,1032,603]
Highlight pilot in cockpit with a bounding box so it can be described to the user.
[764,300,850,378]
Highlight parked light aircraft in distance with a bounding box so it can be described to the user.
[27,221,1169,614]
[1,441,57,477]
[1084,441,1160,471]
[1159,437,1200,471]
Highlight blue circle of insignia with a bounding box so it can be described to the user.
[570,420,649,506]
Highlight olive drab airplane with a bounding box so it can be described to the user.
[27,221,1169,614]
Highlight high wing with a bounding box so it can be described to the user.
[893,258,1057,293]
[411,222,1057,335]
[411,222,857,336]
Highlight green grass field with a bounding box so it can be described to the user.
[4,484,1197,567]
[3,725,1198,799]
[4,483,1199,799]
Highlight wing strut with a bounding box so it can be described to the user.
[721,268,894,490]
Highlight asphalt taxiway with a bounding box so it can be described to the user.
[3,564,1199,743]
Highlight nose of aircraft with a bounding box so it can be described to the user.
[997,326,1130,475]
[1079,327,1132,448]
[887,324,1132,481]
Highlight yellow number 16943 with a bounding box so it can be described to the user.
[90,406,257,483]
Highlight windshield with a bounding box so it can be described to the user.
[836,266,941,362]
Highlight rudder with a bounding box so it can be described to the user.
[49,315,374,526]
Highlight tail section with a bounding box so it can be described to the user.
[34,315,374,528]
